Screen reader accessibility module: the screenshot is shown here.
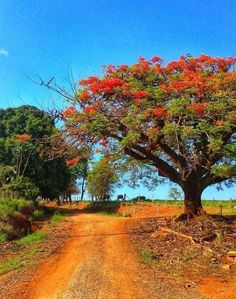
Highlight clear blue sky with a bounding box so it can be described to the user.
[0,0,235,199]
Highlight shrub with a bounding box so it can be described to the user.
[140,249,154,264]
[32,209,44,220]
[0,233,6,243]
[1,176,39,200]
[51,211,66,224]
[0,222,15,239]
[0,199,33,240]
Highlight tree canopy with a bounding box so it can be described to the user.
[63,54,236,217]
[0,105,75,199]
[87,158,118,200]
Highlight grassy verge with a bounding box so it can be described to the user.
[18,231,46,245]
[0,210,67,276]
[50,211,66,224]
[0,255,23,275]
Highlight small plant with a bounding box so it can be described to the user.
[140,248,154,264]
[51,211,66,224]
[32,209,44,220]
[215,230,224,245]
[0,233,6,243]
[18,231,46,244]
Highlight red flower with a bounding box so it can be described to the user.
[153,107,166,117]
[216,120,224,126]
[150,56,162,64]
[79,91,90,101]
[63,106,76,117]
[132,90,149,99]
[88,77,127,94]
[66,157,80,166]
[169,81,187,91]
[118,64,129,71]
[188,102,208,116]
[79,76,99,86]
[83,106,97,115]
[17,134,32,142]
[160,84,171,93]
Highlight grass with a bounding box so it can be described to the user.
[140,248,155,264]
[18,231,46,244]
[0,255,23,275]
[0,206,67,276]
[51,211,66,224]
[0,233,6,243]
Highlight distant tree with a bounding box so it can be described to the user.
[60,55,236,218]
[75,158,89,201]
[168,187,183,201]
[87,158,118,200]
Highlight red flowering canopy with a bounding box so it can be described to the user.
[63,55,236,217]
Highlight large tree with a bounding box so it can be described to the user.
[61,55,236,218]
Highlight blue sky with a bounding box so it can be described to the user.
[0,0,235,199]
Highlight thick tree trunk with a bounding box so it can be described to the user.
[181,183,204,219]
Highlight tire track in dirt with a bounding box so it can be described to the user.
[25,214,152,299]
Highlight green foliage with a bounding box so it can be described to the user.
[0,198,37,241]
[0,233,6,243]
[87,158,119,200]
[0,256,23,275]
[168,187,183,201]
[0,105,73,200]
[32,209,44,220]
[18,231,46,244]
[0,105,54,138]
[0,198,33,213]
[140,249,154,264]
[211,165,236,178]
[1,176,39,200]
[64,55,236,215]
[51,211,66,224]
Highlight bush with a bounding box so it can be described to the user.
[51,211,66,224]
[0,222,15,239]
[32,209,44,220]
[1,176,39,200]
[0,198,33,240]
[0,233,6,243]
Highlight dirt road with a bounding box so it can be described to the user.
[24,214,153,299]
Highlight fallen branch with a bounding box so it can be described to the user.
[157,227,196,244]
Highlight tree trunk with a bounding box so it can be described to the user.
[181,183,204,219]
[80,178,85,201]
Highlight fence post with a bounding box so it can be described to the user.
[220,205,223,215]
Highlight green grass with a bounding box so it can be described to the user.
[140,248,155,264]
[0,255,23,275]
[0,233,6,243]
[18,231,46,244]
[51,211,66,224]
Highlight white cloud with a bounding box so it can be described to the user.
[0,48,9,57]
